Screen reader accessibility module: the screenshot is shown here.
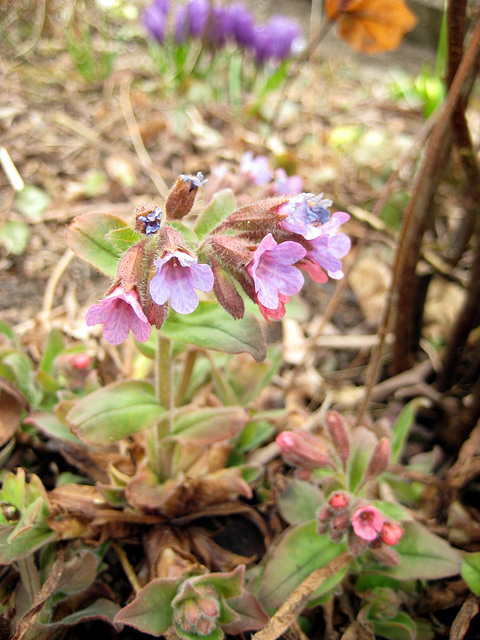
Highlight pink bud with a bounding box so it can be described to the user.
[328,492,349,510]
[72,353,91,370]
[380,522,404,546]
[276,430,334,470]
[325,411,350,468]
[365,437,391,479]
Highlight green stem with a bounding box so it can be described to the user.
[175,348,198,406]
[153,332,174,477]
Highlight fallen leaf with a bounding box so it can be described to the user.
[325,0,417,54]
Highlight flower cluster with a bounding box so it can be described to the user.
[144,0,303,65]
[317,494,404,558]
[84,170,350,345]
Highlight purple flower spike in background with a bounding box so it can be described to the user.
[264,16,302,60]
[188,0,210,38]
[240,151,273,186]
[149,251,214,314]
[224,3,255,49]
[174,4,189,43]
[206,7,229,47]
[273,168,303,195]
[144,0,170,42]
[247,233,306,313]
[85,286,151,346]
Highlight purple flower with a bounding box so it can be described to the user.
[180,171,207,191]
[264,16,302,60]
[280,193,333,240]
[240,151,273,186]
[304,212,351,280]
[138,207,163,236]
[174,4,189,43]
[204,7,229,47]
[273,168,303,195]
[224,3,256,48]
[188,0,210,38]
[149,251,214,314]
[85,286,151,345]
[252,25,271,64]
[144,0,170,42]
[247,233,306,313]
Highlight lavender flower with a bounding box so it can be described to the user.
[187,0,210,38]
[206,6,229,47]
[149,251,214,314]
[85,286,151,345]
[247,233,306,317]
[138,207,163,236]
[263,16,302,61]
[144,0,170,42]
[304,211,351,279]
[273,168,303,195]
[224,3,255,48]
[181,171,207,191]
[280,193,333,239]
[174,4,190,43]
[240,151,273,186]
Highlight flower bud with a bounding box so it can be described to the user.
[365,437,391,480]
[276,430,335,470]
[371,545,401,566]
[165,172,207,221]
[214,197,288,233]
[71,353,91,370]
[325,411,350,468]
[328,492,349,510]
[209,235,252,270]
[114,241,147,293]
[210,258,245,319]
[380,522,404,546]
[173,582,221,639]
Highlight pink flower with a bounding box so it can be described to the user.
[247,234,306,318]
[380,522,404,546]
[240,151,273,186]
[85,286,151,346]
[351,506,383,542]
[273,169,303,195]
[149,251,214,314]
[300,212,351,280]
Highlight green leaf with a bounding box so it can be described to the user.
[194,189,236,239]
[67,380,165,445]
[461,552,480,595]
[172,406,247,444]
[0,525,56,563]
[382,521,461,580]
[40,329,64,374]
[66,212,127,277]
[193,566,244,600]
[390,400,422,463]
[236,420,274,454]
[368,611,417,640]
[0,220,31,255]
[277,479,325,525]
[113,578,179,635]
[258,522,348,608]
[105,227,143,252]
[15,185,51,218]
[3,351,41,406]
[160,303,267,363]
[41,599,120,630]
[346,426,378,493]
[26,411,84,445]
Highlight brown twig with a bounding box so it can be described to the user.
[250,551,351,640]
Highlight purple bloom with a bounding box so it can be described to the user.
[280,193,333,240]
[174,4,190,43]
[264,16,302,60]
[149,251,214,314]
[181,171,207,191]
[144,0,170,42]
[138,207,163,236]
[247,233,306,312]
[273,168,303,195]
[305,212,351,280]
[224,3,256,48]
[85,286,151,346]
[206,6,230,47]
[188,0,210,38]
[252,25,271,64]
[240,151,273,186]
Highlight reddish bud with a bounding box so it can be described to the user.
[276,430,335,470]
[214,197,288,233]
[71,353,91,370]
[331,513,350,533]
[113,241,147,293]
[210,259,245,319]
[365,437,391,480]
[209,235,252,269]
[165,173,206,221]
[325,411,350,468]
[380,522,404,546]
[328,492,349,510]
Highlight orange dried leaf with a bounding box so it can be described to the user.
[326,0,417,54]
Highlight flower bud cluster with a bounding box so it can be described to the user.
[144,0,304,65]
[173,582,222,638]
[317,493,404,558]
[83,171,350,345]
